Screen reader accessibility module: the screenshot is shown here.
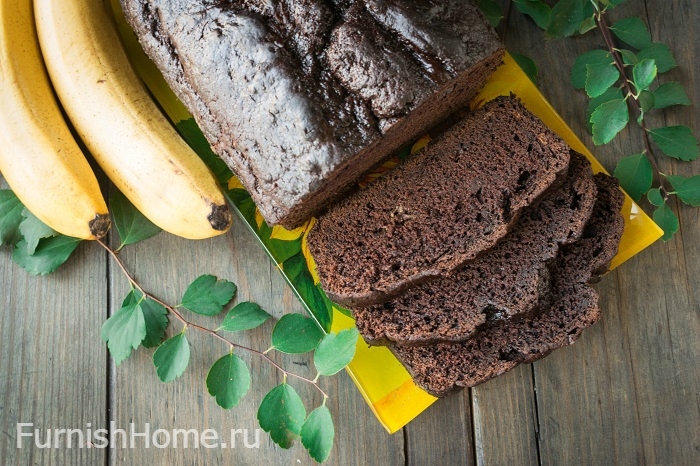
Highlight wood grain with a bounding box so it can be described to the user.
[404,389,473,465]
[472,366,540,466]
[1,177,108,464]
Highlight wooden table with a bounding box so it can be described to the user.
[2,1,698,464]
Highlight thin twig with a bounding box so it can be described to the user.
[97,239,329,399]
[595,8,671,199]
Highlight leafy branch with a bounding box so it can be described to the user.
[479,0,700,240]
[0,188,358,463]
[98,238,334,399]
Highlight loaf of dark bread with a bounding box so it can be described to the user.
[353,152,598,346]
[307,95,571,307]
[390,173,625,397]
[120,0,505,227]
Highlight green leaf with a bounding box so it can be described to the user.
[585,62,620,98]
[301,405,334,463]
[101,302,147,365]
[121,290,139,308]
[179,274,237,316]
[270,314,324,354]
[545,0,585,39]
[637,43,677,73]
[0,190,24,246]
[610,17,653,50]
[648,126,700,161]
[579,15,597,35]
[140,298,169,348]
[514,0,551,29]
[225,185,251,205]
[282,252,308,283]
[653,203,678,241]
[619,49,638,66]
[571,49,611,89]
[632,59,657,93]
[587,87,624,129]
[253,214,303,264]
[647,187,664,206]
[653,82,691,109]
[235,197,258,225]
[257,384,306,449]
[638,90,655,113]
[218,301,271,332]
[667,175,700,206]
[19,209,57,255]
[294,271,333,332]
[313,328,359,377]
[637,90,655,124]
[590,98,630,145]
[511,52,539,85]
[122,288,168,348]
[119,289,168,348]
[476,0,503,28]
[263,235,303,265]
[613,153,653,201]
[12,235,81,275]
[153,332,190,382]
[206,353,251,409]
[109,190,161,249]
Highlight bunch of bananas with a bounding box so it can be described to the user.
[0,0,232,240]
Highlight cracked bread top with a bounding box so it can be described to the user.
[121,0,504,226]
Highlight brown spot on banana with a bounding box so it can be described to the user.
[89,213,112,239]
[208,203,232,232]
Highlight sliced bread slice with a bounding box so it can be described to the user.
[308,95,571,307]
[390,173,625,397]
[353,151,598,346]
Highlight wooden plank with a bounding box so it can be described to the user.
[405,390,474,466]
[526,0,700,465]
[617,0,700,463]
[472,366,540,466]
[0,178,107,464]
[107,213,404,464]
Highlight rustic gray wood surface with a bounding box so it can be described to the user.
[1,0,698,464]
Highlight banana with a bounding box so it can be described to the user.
[0,0,109,240]
[33,0,232,240]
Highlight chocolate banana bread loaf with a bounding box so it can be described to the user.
[390,173,625,397]
[120,0,505,227]
[307,95,571,307]
[353,152,598,346]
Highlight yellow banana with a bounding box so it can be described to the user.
[0,0,109,240]
[34,0,232,240]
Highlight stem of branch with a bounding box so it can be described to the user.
[595,9,671,199]
[97,239,330,399]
